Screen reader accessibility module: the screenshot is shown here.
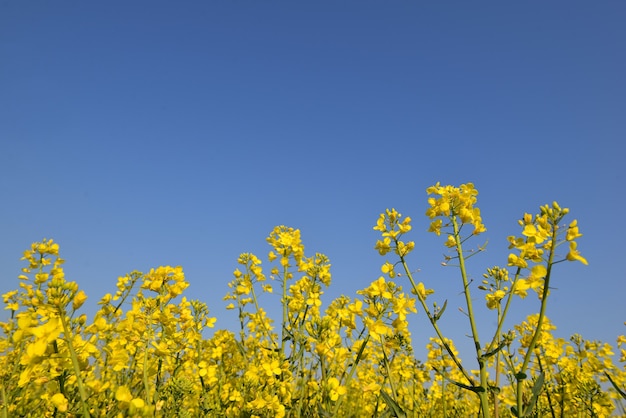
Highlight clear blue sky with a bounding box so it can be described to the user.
[1,1,625,363]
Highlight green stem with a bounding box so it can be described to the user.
[58,312,90,418]
[451,216,490,418]
[399,253,475,387]
[143,337,151,404]
[515,225,557,416]
[487,267,522,352]
[493,302,502,418]
[281,263,289,357]
[333,334,370,417]
[380,336,398,403]
[250,279,277,350]
[1,384,8,418]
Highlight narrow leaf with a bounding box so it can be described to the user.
[605,372,626,399]
[522,372,544,417]
[380,390,406,418]
[435,299,448,321]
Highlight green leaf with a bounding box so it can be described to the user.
[432,366,482,392]
[605,372,626,400]
[515,372,527,381]
[522,372,544,417]
[434,299,448,322]
[234,339,246,357]
[482,339,508,359]
[489,385,501,395]
[380,390,407,418]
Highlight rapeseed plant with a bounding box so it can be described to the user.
[1,184,623,417]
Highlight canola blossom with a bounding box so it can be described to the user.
[1,184,624,417]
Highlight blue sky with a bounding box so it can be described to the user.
[1,1,625,363]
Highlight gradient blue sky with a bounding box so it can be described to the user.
[1,1,625,362]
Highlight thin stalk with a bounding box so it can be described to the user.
[451,216,490,418]
[281,262,289,357]
[380,336,399,404]
[58,312,90,418]
[250,279,277,350]
[442,366,447,418]
[1,385,8,418]
[143,336,152,405]
[487,267,522,353]
[398,253,475,387]
[537,353,557,418]
[333,334,370,417]
[515,225,558,416]
[493,303,502,418]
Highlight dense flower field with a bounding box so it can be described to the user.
[1,183,625,417]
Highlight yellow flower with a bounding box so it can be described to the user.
[364,317,390,339]
[411,282,434,300]
[375,237,391,255]
[381,262,395,278]
[485,290,505,310]
[30,316,62,344]
[428,219,443,235]
[508,253,528,269]
[529,264,547,279]
[115,385,133,403]
[513,278,530,298]
[327,377,347,401]
[50,393,68,412]
[566,219,583,241]
[72,290,88,310]
[262,359,282,377]
[363,277,393,299]
[130,398,145,411]
[426,182,486,234]
[566,241,588,265]
[395,240,415,256]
